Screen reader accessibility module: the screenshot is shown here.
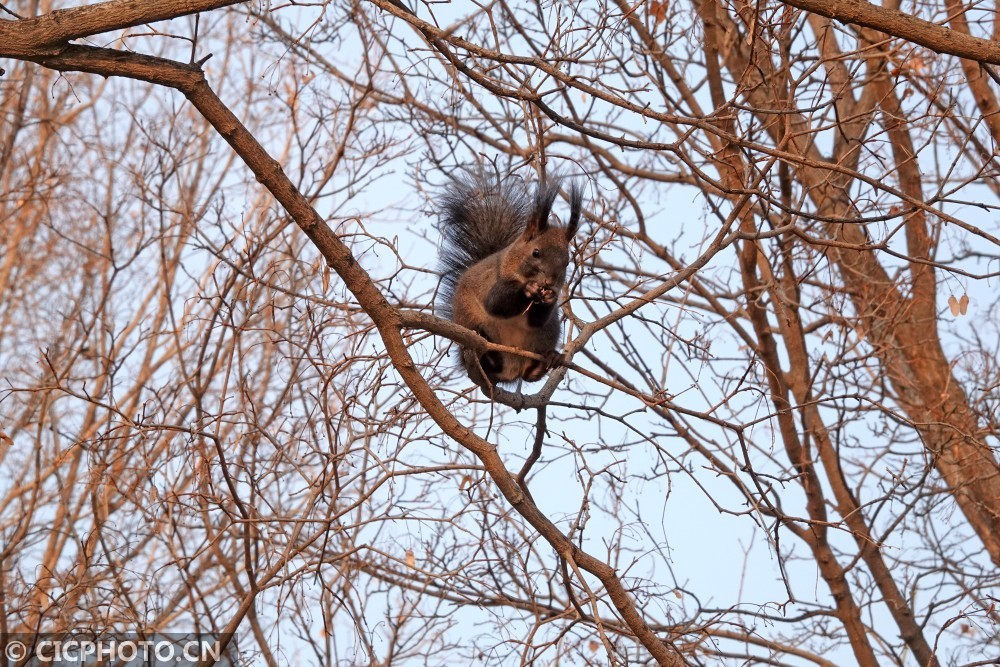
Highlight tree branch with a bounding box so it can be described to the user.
[0,0,245,56]
[780,0,1000,64]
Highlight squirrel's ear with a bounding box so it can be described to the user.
[564,181,583,240]
[527,181,559,239]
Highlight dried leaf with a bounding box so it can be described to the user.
[948,295,960,316]
[649,0,667,25]
[197,455,210,492]
[94,484,109,523]
[959,294,969,315]
[405,549,415,568]
[588,640,600,653]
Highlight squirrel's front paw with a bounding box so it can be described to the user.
[537,288,556,304]
[525,282,556,304]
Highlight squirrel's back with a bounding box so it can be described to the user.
[437,171,532,319]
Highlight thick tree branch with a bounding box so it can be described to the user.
[780,0,1000,64]
[0,0,245,55]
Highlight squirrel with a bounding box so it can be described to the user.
[437,170,582,389]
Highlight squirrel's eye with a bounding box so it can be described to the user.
[532,248,541,258]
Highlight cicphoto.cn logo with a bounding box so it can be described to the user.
[3,633,238,666]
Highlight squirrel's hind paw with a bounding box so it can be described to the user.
[522,350,565,382]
